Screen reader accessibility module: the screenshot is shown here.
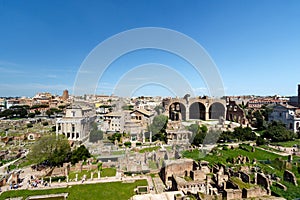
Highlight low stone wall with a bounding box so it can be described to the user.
[256,173,271,195]
[224,189,242,200]
[242,187,268,198]
[25,193,68,200]
[276,182,287,191]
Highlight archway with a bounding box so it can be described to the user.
[189,102,206,120]
[209,102,225,119]
[169,102,186,121]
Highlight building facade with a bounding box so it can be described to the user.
[269,104,300,133]
[56,105,96,142]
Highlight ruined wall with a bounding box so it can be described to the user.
[242,187,268,198]
[283,170,298,186]
[190,170,206,181]
[160,159,193,184]
[239,171,250,183]
[256,173,271,195]
[224,189,242,200]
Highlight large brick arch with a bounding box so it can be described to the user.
[209,102,226,119]
[189,102,206,120]
[163,97,226,121]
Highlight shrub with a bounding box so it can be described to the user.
[28,113,35,118]
[44,176,66,182]
[124,141,131,147]
[42,121,49,126]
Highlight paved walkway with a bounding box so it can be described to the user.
[0,172,149,194]
[256,146,290,156]
[268,144,299,155]
[152,177,165,194]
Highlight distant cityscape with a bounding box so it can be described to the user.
[0,83,299,199]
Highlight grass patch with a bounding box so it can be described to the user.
[181,149,206,161]
[139,146,160,153]
[0,180,148,200]
[149,173,157,178]
[17,158,35,168]
[148,160,158,170]
[260,145,283,153]
[229,177,254,189]
[68,170,96,181]
[182,146,285,164]
[111,150,125,155]
[183,176,192,181]
[68,168,116,180]
[101,168,116,177]
[271,181,300,200]
[271,139,300,147]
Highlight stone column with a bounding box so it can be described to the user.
[56,123,59,137]
[91,172,94,180]
[186,103,189,121]
[75,174,78,182]
[254,172,257,184]
[98,171,101,179]
[142,132,145,143]
[205,110,209,120]
[149,132,152,143]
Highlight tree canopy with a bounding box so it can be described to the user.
[149,115,168,142]
[89,122,103,143]
[218,126,257,142]
[70,145,91,165]
[27,134,71,167]
[262,121,295,142]
[188,124,208,146]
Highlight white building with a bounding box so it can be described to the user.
[56,105,96,142]
[269,104,300,133]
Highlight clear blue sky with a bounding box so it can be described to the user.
[0,0,300,97]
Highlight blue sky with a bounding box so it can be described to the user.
[0,0,300,97]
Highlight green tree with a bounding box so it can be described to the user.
[256,136,266,146]
[89,122,103,143]
[35,110,41,115]
[218,126,256,142]
[260,105,273,121]
[28,112,36,118]
[58,105,66,109]
[27,123,33,128]
[200,125,208,133]
[154,105,164,115]
[0,109,14,118]
[122,105,134,110]
[188,123,207,146]
[46,109,53,117]
[27,134,71,166]
[70,145,91,165]
[108,132,122,142]
[188,124,200,134]
[42,121,49,126]
[263,121,295,142]
[253,110,264,130]
[149,115,168,142]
